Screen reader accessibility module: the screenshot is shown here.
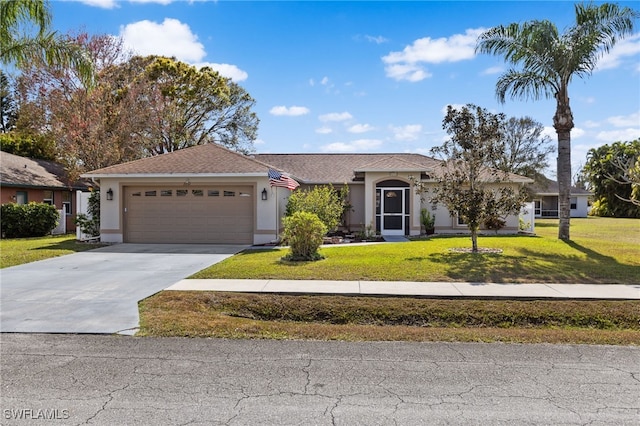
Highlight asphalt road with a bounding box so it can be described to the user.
[1,334,638,425]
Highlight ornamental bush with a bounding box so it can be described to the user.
[1,202,59,238]
[285,185,347,233]
[75,190,100,237]
[281,211,327,261]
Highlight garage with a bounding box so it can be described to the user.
[124,185,254,244]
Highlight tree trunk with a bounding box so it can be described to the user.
[554,89,573,241]
[471,228,478,252]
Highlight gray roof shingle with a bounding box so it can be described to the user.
[1,151,90,190]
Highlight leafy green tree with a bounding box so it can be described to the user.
[282,211,327,261]
[494,116,555,179]
[0,132,56,160]
[582,140,640,218]
[0,71,17,133]
[285,184,347,233]
[428,104,527,253]
[476,2,639,240]
[0,0,93,85]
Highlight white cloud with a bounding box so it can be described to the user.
[319,112,353,122]
[542,126,556,140]
[607,111,640,127]
[320,139,383,153]
[120,18,206,63]
[383,28,484,81]
[365,35,389,44]
[596,128,640,142]
[596,34,640,71]
[316,126,333,134]
[391,124,422,141]
[79,0,119,8]
[269,106,310,116]
[481,66,503,75]
[321,76,330,85]
[571,128,585,139]
[348,123,375,134]
[384,64,432,82]
[583,120,601,128]
[196,62,248,82]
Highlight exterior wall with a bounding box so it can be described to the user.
[0,186,79,232]
[417,181,523,234]
[535,194,589,218]
[97,176,277,244]
[363,172,422,236]
[573,195,589,218]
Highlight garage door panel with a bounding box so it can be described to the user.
[125,186,253,244]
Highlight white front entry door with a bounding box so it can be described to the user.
[381,188,405,236]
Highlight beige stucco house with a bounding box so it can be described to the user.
[83,143,532,244]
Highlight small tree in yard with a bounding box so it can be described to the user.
[282,211,327,261]
[430,104,527,252]
[285,184,347,233]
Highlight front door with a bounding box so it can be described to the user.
[381,188,405,235]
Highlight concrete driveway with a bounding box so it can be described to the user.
[0,244,246,334]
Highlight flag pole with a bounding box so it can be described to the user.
[275,186,279,241]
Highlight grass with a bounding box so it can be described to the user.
[191,217,640,284]
[140,217,640,344]
[0,234,105,268]
[138,292,640,345]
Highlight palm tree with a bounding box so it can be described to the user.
[476,2,638,240]
[0,0,93,85]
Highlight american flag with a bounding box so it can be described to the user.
[268,169,299,190]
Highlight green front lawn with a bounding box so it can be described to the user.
[192,217,640,284]
[0,235,104,268]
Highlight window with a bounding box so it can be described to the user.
[16,191,27,205]
[456,213,467,227]
[192,189,203,197]
[161,190,173,197]
[62,192,71,215]
[43,190,54,205]
[144,190,157,197]
[223,191,235,197]
[176,190,188,197]
[570,197,577,210]
[131,192,141,197]
[208,190,219,197]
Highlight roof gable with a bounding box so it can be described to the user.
[84,143,272,176]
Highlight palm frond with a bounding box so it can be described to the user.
[495,70,557,103]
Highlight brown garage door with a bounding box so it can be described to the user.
[124,186,253,244]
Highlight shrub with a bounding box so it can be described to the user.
[75,190,100,237]
[285,185,347,233]
[484,216,506,233]
[1,202,59,238]
[281,211,327,261]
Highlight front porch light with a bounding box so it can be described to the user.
[106,188,114,201]
[261,188,268,201]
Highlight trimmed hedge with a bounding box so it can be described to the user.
[1,202,59,238]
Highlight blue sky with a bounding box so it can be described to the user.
[50,0,639,175]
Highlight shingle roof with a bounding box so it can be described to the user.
[1,151,90,190]
[254,153,442,183]
[530,177,592,195]
[81,144,532,185]
[84,143,272,176]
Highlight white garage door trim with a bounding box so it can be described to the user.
[124,185,254,244]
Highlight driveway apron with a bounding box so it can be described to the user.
[0,244,245,334]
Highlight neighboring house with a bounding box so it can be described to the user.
[82,143,533,245]
[0,151,92,232]
[530,177,591,218]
